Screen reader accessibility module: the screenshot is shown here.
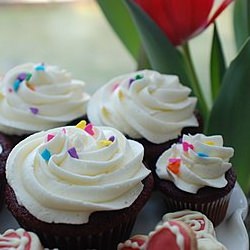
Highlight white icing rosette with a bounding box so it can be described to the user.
[0,63,90,135]
[87,69,198,144]
[156,133,234,193]
[6,121,151,224]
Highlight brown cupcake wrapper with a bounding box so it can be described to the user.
[163,189,232,226]
[19,216,136,250]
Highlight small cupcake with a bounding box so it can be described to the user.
[0,63,90,145]
[87,69,202,170]
[118,220,198,250]
[0,228,44,249]
[155,133,236,226]
[160,210,227,250]
[0,133,12,208]
[5,121,153,250]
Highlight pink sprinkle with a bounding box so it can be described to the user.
[68,147,79,159]
[84,123,95,136]
[112,83,119,92]
[8,88,13,93]
[62,128,66,134]
[169,158,181,163]
[30,107,39,115]
[47,134,55,142]
[182,141,194,152]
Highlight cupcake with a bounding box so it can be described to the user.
[0,63,90,145]
[155,133,236,226]
[0,228,44,249]
[118,220,198,250]
[5,121,153,250]
[160,210,227,250]
[87,69,202,170]
[0,133,12,208]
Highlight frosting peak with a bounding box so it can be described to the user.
[87,70,198,143]
[6,122,150,224]
[156,134,234,193]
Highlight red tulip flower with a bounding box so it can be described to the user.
[134,0,233,46]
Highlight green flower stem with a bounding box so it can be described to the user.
[182,42,209,123]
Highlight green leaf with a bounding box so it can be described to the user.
[96,0,142,61]
[207,38,250,193]
[233,0,250,50]
[210,23,226,101]
[123,0,190,87]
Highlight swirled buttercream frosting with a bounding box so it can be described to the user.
[87,70,198,144]
[156,134,234,193]
[0,228,43,250]
[6,121,151,224]
[0,63,90,135]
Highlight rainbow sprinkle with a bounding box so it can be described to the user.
[41,148,51,161]
[68,147,79,159]
[13,80,21,92]
[30,107,39,115]
[167,158,181,174]
[205,141,215,145]
[97,140,112,148]
[35,64,45,71]
[76,120,87,130]
[17,73,27,81]
[47,134,55,142]
[108,135,115,142]
[182,141,194,152]
[197,152,209,158]
[84,123,95,136]
[129,74,143,87]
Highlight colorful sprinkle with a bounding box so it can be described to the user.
[25,73,32,81]
[76,120,87,130]
[84,123,95,136]
[112,83,119,92]
[118,90,124,100]
[167,158,181,174]
[8,88,13,93]
[205,141,215,146]
[27,83,36,91]
[197,152,209,158]
[30,107,39,115]
[47,134,55,142]
[108,135,115,142]
[135,74,143,80]
[35,64,45,71]
[13,80,21,92]
[182,141,194,152]
[62,128,66,134]
[68,147,79,159]
[17,72,27,81]
[41,148,51,161]
[97,140,112,148]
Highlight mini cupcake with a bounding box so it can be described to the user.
[5,121,153,250]
[0,228,44,249]
[0,63,90,145]
[0,133,12,208]
[118,220,198,250]
[155,133,236,226]
[160,210,227,250]
[87,69,202,170]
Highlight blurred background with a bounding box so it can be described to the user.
[0,0,236,98]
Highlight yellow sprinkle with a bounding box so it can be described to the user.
[76,120,87,130]
[101,107,110,118]
[97,140,112,148]
[27,83,36,91]
[205,141,215,145]
[118,90,124,100]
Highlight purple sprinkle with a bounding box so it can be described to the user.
[30,107,39,115]
[68,147,79,159]
[17,73,27,81]
[108,136,115,142]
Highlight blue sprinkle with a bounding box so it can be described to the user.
[41,148,51,161]
[35,64,45,71]
[197,152,209,158]
[13,80,21,92]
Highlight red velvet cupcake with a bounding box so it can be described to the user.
[5,121,153,250]
[155,133,236,226]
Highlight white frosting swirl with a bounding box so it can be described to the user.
[87,70,198,144]
[0,228,43,250]
[6,124,150,224]
[0,63,90,135]
[156,134,234,193]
